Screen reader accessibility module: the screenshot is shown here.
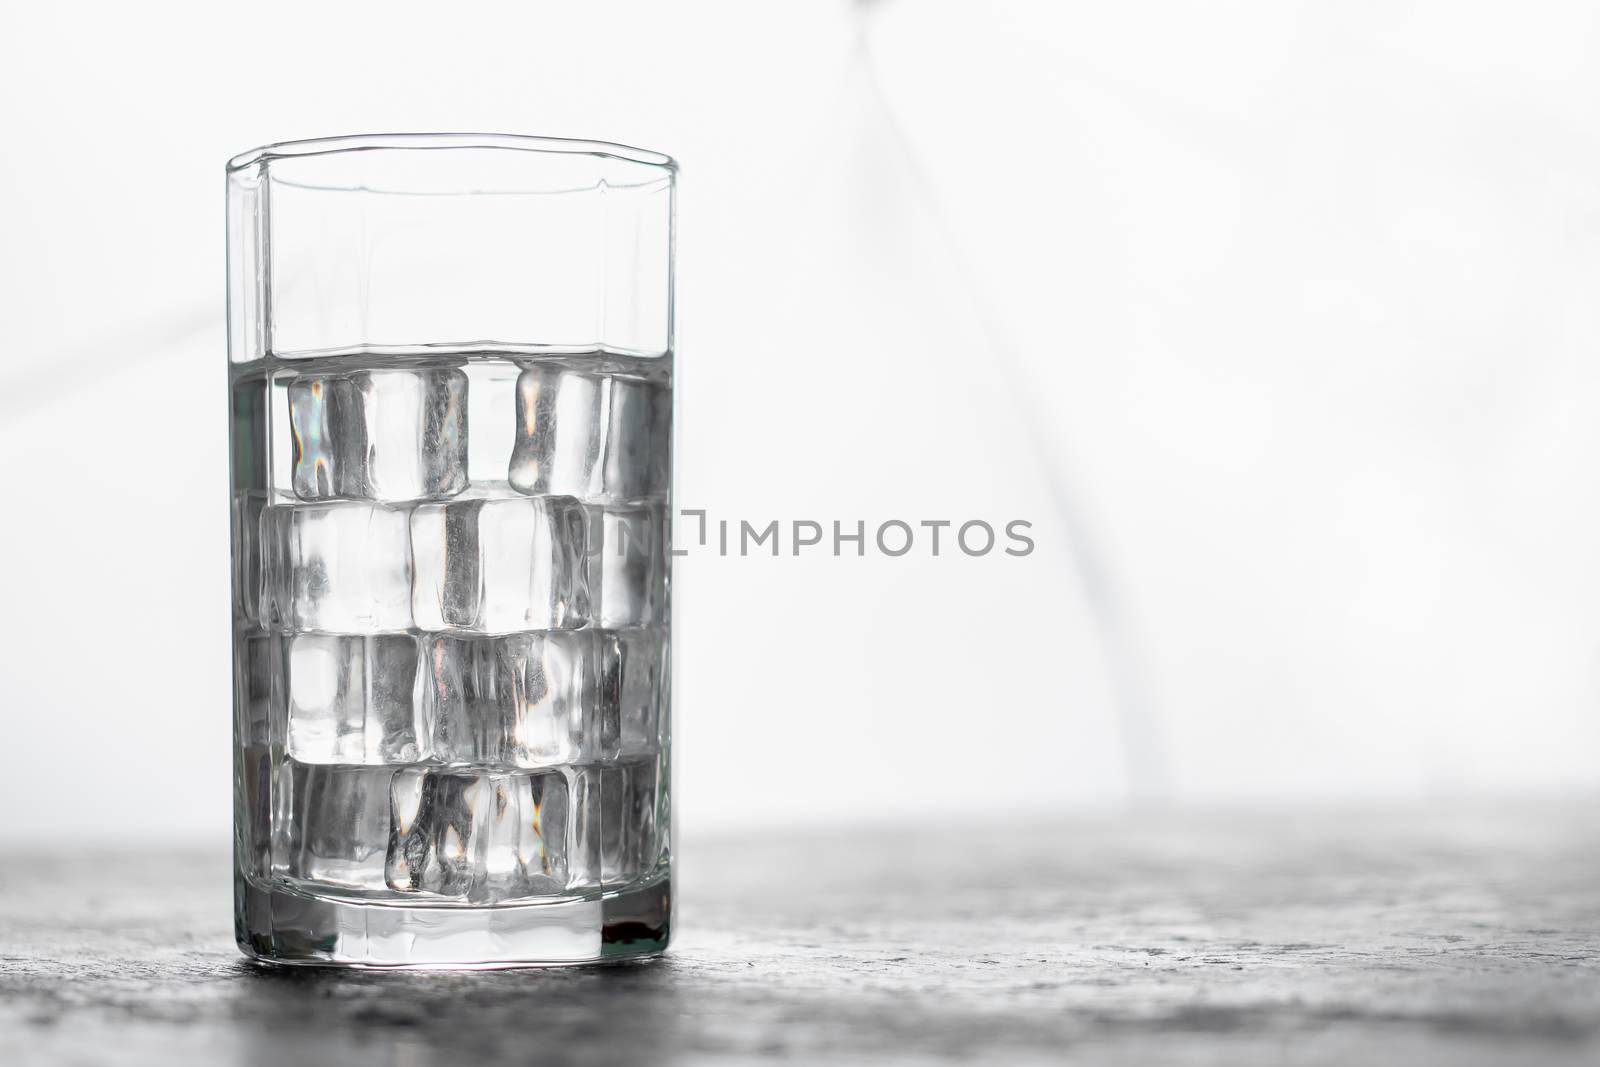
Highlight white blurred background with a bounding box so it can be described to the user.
[2,0,1597,842]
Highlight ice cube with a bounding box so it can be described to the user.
[233,631,280,747]
[410,497,591,633]
[417,634,472,763]
[232,493,270,626]
[235,742,272,882]
[385,767,432,893]
[280,760,396,891]
[463,361,520,486]
[285,635,429,764]
[508,366,605,498]
[482,771,570,899]
[509,370,668,502]
[425,632,614,767]
[263,501,414,633]
[592,504,667,628]
[288,368,468,502]
[287,375,339,499]
[626,756,663,880]
[421,771,488,898]
[230,374,272,494]
[608,629,668,756]
[601,376,670,503]
[569,757,660,887]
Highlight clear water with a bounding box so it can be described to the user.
[231,352,670,907]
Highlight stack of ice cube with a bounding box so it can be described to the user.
[232,356,669,903]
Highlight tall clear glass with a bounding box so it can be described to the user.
[228,134,675,967]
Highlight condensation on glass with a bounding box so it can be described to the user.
[227,134,675,967]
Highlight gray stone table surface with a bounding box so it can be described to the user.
[1,802,1597,1065]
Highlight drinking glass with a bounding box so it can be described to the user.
[227,134,675,967]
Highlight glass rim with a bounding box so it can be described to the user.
[226,132,678,175]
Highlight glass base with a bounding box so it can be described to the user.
[235,873,670,969]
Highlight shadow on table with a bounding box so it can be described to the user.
[226,956,692,1066]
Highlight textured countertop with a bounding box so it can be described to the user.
[2,803,1597,1065]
